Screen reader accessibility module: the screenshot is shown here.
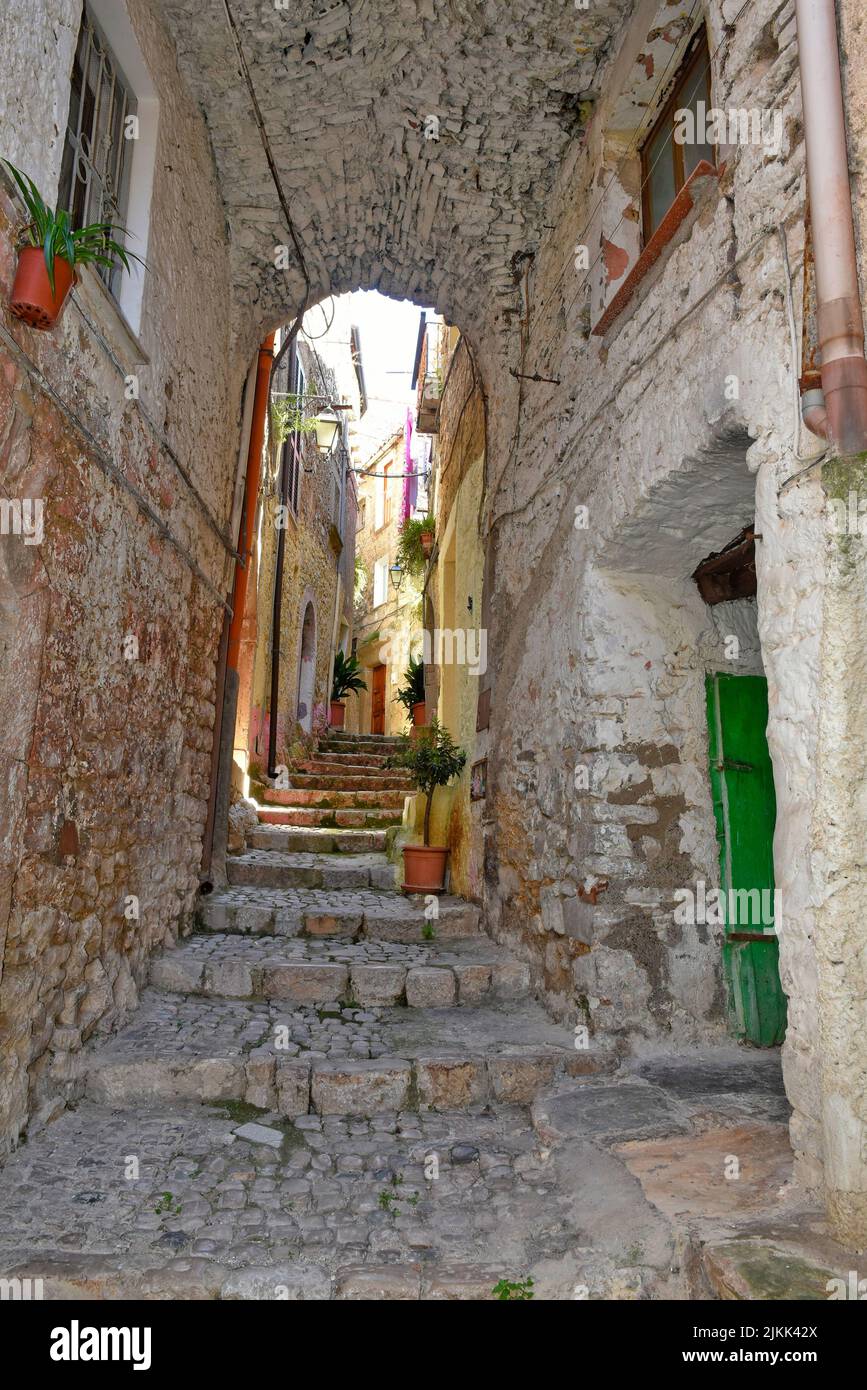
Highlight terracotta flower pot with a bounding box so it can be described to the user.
[403,844,449,893]
[10,247,75,329]
[420,530,434,558]
[411,700,426,727]
[329,700,346,728]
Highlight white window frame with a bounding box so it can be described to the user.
[61,0,159,336]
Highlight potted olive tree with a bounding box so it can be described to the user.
[388,720,466,891]
[330,650,366,728]
[3,161,142,330]
[394,652,426,727]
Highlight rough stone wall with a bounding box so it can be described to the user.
[0,0,236,1151]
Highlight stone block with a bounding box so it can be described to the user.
[221,1263,331,1300]
[244,1048,276,1108]
[234,1122,283,1148]
[350,962,406,1006]
[491,960,531,998]
[304,912,361,938]
[335,1264,421,1299]
[414,1057,486,1108]
[311,1059,411,1114]
[204,958,254,997]
[453,962,491,1004]
[275,1058,311,1115]
[405,967,456,1007]
[149,954,203,993]
[421,1264,500,1300]
[488,1054,557,1103]
[261,961,348,1002]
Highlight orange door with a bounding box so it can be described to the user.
[371,664,386,734]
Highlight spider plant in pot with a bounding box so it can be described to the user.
[330,649,367,728]
[395,514,435,576]
[394,651,426,727]
[3,161,142,330]
[387,719,466,892]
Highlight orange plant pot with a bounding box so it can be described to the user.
[10,247,75,329]
[420,530,434,558]
[403,844,448,893]
[329,700,346,728]
[411,701,426,727]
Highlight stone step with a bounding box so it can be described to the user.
[263,787,408,808]
[150,934,530,1007]
[197,886,480,942]
[248,825,388,854]
[0,1252,546,1301]
[227,850,395,891]
[297,754,395,771]
[81,993,582,1114]
[320,739,405,755]
[277,772,413,792]
[257,807,403,829]
[325,732,405,745]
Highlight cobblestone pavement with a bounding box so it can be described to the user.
[0,1102,582,1293]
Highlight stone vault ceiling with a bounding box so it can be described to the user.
[157,0,631,347]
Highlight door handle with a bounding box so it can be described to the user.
[716,758,755,772]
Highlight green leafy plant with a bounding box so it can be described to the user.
[271,394,318,445]
[3,159,143,294]
[154,1192,182,1217]
[331,649,367,703]
[395,514,435,577]
[353,554,367,606]
[492,1276,535,1301]
[387,719,466,844]
[394,652,425,717]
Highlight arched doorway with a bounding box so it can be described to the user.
[297,600,317,734]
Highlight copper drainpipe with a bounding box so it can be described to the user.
[796,0,867,454]
[228,334,276,670]
[201,333,275,883]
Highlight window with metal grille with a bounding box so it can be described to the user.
[58,5,136,299]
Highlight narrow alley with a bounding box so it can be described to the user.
[1,0,867,1335]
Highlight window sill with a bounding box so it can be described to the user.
[592,160,722,340]
[70,264,150,372]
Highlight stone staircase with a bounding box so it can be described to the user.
[258,731,409,831]
[0,733,852,1300]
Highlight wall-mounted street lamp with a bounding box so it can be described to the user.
[389,561,405,593]
[313,408,342,457]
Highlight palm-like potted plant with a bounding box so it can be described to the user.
[396,514,435,576]
[394,652,426,727]
[388,719,466,891]
[3,161,142,330]
[330,650,367,728]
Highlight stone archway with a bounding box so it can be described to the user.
[296,597,317,735]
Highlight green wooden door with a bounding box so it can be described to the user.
[705,673,787,1046]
